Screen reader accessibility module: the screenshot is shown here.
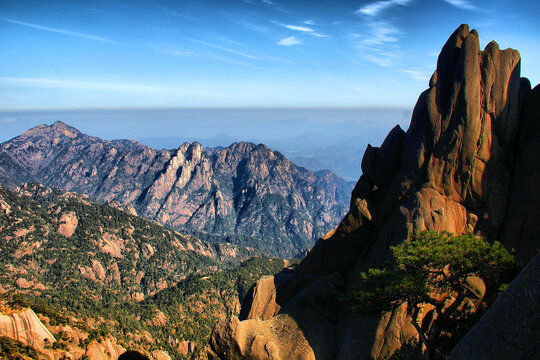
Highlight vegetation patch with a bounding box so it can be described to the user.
[345,231,520,360]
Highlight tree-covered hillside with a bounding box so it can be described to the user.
[0,183,287,359]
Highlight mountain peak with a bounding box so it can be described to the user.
[19,121,81,140]
[51,120,67,128]
[50,121,80,138]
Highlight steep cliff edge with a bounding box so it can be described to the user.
[210,24,539,360]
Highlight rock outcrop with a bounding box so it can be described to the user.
[58,211,78,237]
[447,253,540,360]
[85,337,126,360]
[0,123,353,257]
[0,308,56,355]
[210,24,539,359]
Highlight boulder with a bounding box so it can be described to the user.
[15,277,31,289]
[85,336,125,360]
[210,315,316,360]
[152,350,172,360]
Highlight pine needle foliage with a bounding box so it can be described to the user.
[346,231,517,360]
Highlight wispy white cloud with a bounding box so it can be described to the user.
[186,38,260,60]
[0,77,165,92]
[443,0,476,10]
[363,52,396,67]
[0,17,119,44]
[352,85,367,93]
[361,21,401,45]
[401,69,431,82]
[284,24,314,32]
[266,56,294,64]
[357,0,413,16]
[354,0,412,66]
[243,0,277,5]
[278,36,300,46]
[206,54,271,71]
[1,118,16,123]
[237,20,274,39]
[243,0,287,12]
[216,35,243,47]
[351,21,403,66]
[158,48,195,57]
[272,21,329,38]
[311,32,330,38]
[163,10,200,21]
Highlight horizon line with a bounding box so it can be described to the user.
[0,105,413,113]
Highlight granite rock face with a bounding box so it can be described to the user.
[0,308,56,354]
[0,123,353,257]
[447,253,540,360]
[210,24,539,359]
[500,84,540,261]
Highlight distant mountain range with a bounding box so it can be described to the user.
[0,121,353,257]
[138,130,390,181]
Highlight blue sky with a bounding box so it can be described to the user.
[0,0,538,110]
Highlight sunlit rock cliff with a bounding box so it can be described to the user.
[0,308,55,356]
[209,24,540,360]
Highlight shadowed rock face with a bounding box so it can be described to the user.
[210,24,540,360]
[0,123,353,257]
[500,84,540,260]
[447,253,540,360]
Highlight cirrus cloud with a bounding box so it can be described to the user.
[0,17,119,44]
[443,0,476,10]
[278,36,300,46]
[357,0,413,16]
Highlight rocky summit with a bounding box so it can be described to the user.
[209,24,540,360]
[0,123,353,257]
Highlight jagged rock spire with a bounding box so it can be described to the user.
[209,24,538,360]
